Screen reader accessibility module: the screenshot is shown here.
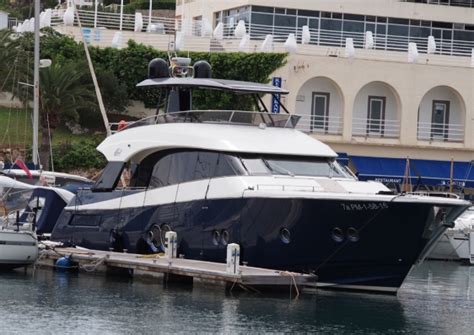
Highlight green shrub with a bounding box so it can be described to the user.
[52,139,107,172]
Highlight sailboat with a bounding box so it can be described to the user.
[0,0,51,269]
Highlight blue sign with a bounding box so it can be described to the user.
[271,77,282,114]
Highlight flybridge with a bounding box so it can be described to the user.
[120,57,295,131]
[137,57,289,95]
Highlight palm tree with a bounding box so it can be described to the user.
[39,62,94,170]
[0,29,34,103]
[0,29,22,90]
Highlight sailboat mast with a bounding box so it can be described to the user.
[32,0,40,167]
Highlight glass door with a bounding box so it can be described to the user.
[431,100,450,140]
[311,92,330,132]
[367,96,386,136]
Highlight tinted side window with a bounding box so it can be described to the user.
[131,152,160,187]
[214,154,240,177]
[69,214,101,227]
[149,155,172,188]
[194,152,219,180]
[168,152,198,185]
[135,151,244,189]
[92,162,125,192]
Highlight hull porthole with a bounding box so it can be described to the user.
[221,230,229,246]
[332,227,344,243]
[347,227,360,242]
[279,228,291,244]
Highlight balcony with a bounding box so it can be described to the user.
[352,118,401,138]
[295,114,343,135]
[417,121,464,142]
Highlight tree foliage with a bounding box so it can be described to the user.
[2,28,287,169]
[39,62,96,170]
[53,139,106,172]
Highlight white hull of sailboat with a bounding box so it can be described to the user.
[0,230,38,269]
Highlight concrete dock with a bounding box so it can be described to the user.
[37,246,317,294]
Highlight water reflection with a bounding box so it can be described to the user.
[0,261,472,333]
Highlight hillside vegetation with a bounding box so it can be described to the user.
[1,28,287,171]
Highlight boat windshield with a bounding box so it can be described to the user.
[240,156,353,179]
[125,111,301,130]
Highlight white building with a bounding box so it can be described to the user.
[175,0,474,195]
[0,10,9,30]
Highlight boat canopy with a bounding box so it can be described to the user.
[136,77,289,95]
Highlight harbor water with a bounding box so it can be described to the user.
[0,261,473,334]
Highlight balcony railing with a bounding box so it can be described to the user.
[45,8,474,59]
[352,118,401,138]
[8,18,18,29]
[417,121,464,142]
[401,0,474,8]
[51,9,177,33]
[295,114,344,135]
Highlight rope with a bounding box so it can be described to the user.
[72,0,111,136]
[22,53,31,155]
[280,270,300,298]
[80,256,107,272]
[462,162,473,189]
[1,57,18,149]
[0,57,16,92]
[46,113,54,172]
[32,249,48,278]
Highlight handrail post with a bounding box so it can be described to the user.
[15,211,20,232]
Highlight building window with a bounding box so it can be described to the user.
[367,96,386,135]
[431,100,450,140]
[311,92,330,132]
[239,6,474,57]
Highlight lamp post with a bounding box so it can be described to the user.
[148,0,152,28]
[119,0,124,31]
[94,0,98,28]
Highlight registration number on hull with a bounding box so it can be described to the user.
[340,202,389,211]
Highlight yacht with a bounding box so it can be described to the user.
[448,207,474,264]
[50,58,470,293]
[429,206,474,262]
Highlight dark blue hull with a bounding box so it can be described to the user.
[51,196,461,292]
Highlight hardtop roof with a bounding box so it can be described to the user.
[136,77,289,95]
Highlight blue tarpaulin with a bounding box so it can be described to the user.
[351,156,474,188]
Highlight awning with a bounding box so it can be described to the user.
[351,156,474,188]
[336,152,349,166]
